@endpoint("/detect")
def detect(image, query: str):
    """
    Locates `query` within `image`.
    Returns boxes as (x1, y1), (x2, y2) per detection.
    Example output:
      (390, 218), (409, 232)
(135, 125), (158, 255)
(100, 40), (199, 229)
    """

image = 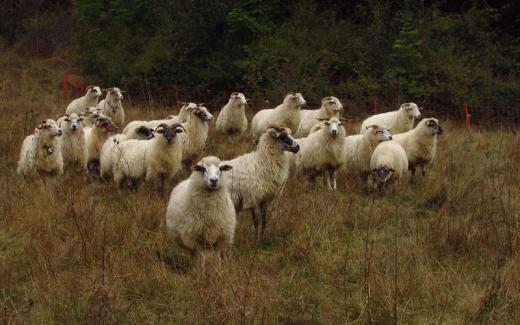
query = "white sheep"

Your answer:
(296, 96), (343, 137)
(360, 102), (421, 135)
(113, 123), (185, 191)
(17, 119), (63, 177)
(369, 140), (409, 191)
(392, 118), (443, 177)
(343, 125), (393, 179)
(97, 87), (125, 127)
(216, 92), (248, 135)
(84, 115), (119, 176)
(168, 102), (196, 124)
(65, 86), (102, 115)
(251, 92), (306, 138)
(78, 107), (102, 128)
(294, 117), (347, 191)
(99, 124), (154, 180)
(166, 156), (235, 268)
(224, 127), (300, 237)
(59, 113), (87, 171)
(180, 104), (213, 168)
